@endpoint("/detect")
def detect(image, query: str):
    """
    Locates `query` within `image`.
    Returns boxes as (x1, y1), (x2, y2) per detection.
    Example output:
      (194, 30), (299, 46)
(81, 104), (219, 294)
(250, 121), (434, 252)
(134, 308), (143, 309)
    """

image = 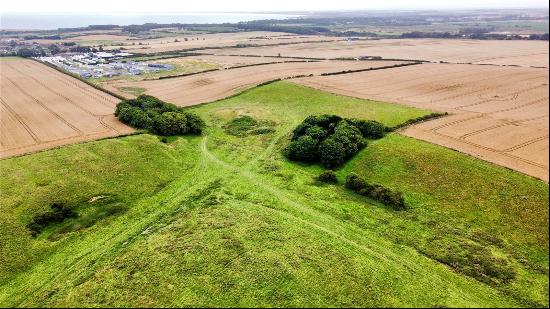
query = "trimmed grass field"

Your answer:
(0, 82), (547, 307)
